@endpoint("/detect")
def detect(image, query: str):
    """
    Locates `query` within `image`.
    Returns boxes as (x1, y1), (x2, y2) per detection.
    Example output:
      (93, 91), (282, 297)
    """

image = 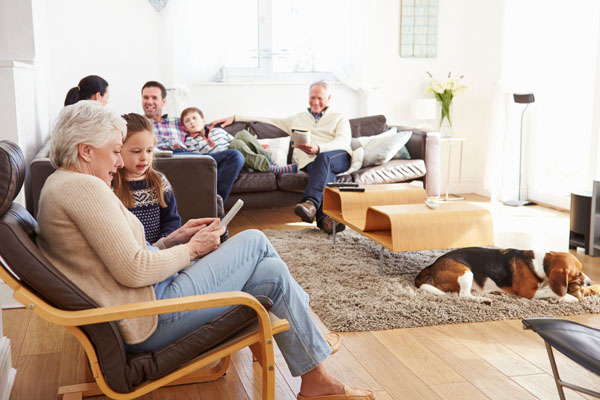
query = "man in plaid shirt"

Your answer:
(141, 81), (244, 203)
